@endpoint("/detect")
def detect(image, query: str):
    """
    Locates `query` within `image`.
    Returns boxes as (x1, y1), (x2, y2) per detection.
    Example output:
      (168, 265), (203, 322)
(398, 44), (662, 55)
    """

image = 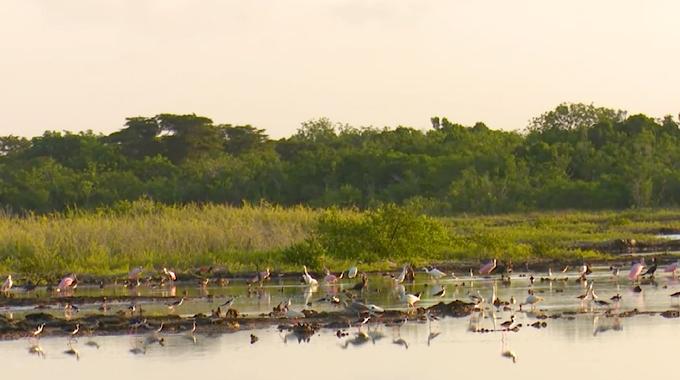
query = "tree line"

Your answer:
(1, 103), (679, 214)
